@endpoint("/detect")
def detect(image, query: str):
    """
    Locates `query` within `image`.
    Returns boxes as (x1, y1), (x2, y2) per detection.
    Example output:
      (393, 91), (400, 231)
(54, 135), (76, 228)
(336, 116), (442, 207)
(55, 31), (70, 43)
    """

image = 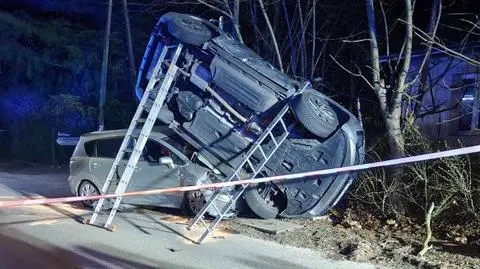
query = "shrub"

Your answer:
(350, 121), (480, 227)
